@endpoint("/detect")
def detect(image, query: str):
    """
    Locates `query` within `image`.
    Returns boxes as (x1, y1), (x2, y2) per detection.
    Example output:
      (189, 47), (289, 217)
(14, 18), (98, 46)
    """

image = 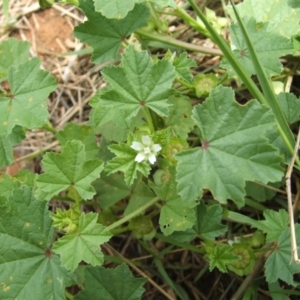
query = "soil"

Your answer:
(20, 7), (75, 55)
